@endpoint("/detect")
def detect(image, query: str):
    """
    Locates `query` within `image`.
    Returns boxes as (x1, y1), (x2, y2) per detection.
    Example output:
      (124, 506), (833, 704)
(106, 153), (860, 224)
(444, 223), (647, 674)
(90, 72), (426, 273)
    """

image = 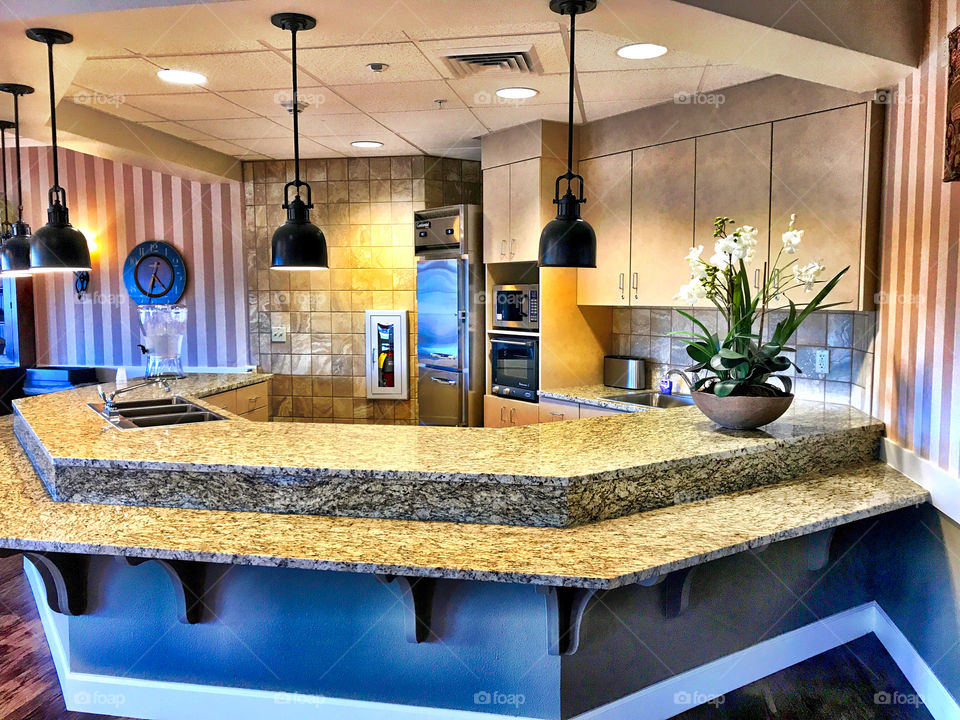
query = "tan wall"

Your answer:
(242, 155), (480, 424)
